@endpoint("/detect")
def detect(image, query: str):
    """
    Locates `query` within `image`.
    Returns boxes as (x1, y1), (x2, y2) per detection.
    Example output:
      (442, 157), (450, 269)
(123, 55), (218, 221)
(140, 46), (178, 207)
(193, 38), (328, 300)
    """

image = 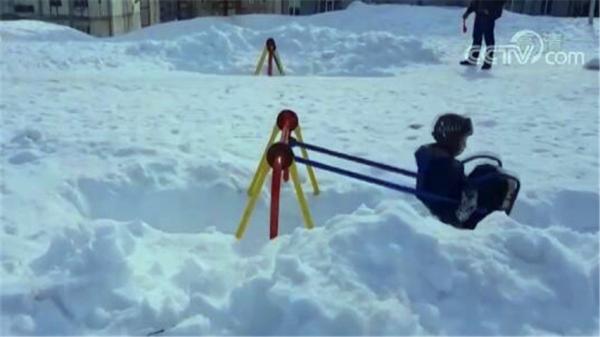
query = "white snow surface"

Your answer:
(1, 2), (599, 335)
